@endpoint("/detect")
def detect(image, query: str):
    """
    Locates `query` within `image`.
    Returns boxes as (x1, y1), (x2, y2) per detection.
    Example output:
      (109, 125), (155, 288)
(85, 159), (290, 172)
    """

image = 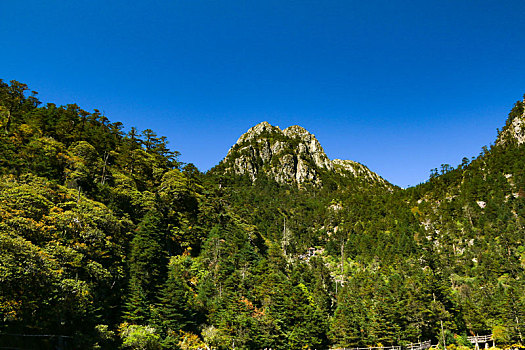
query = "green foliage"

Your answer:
(124, 211), (167, 324)
(1, 79), (525, 349)
(119, 324), (162, 350)
(154, 254), (197, 338)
